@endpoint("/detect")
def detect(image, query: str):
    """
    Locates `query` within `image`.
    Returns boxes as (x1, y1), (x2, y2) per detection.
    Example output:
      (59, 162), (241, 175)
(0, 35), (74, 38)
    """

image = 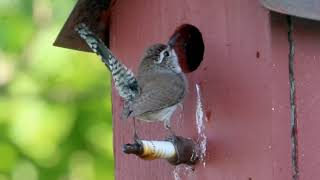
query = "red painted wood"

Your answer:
(293, 18), (320, 180)
(269, 14), (293, 180)
(110, 1), (292, 179)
